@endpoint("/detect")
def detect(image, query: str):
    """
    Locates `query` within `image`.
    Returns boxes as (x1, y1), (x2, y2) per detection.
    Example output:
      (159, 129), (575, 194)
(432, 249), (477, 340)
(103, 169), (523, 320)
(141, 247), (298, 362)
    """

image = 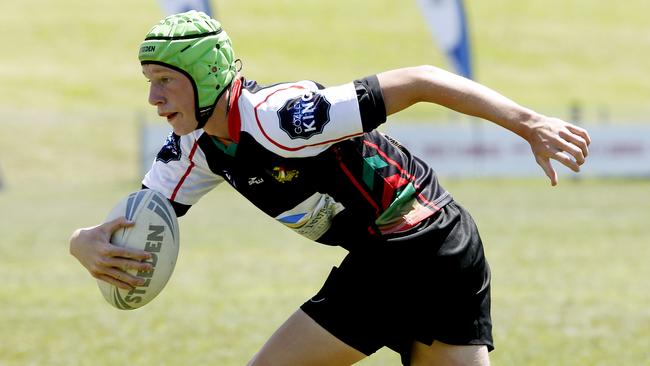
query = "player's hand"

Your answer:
(69, 217), (153, 290)
(525, 116), (591, 186)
